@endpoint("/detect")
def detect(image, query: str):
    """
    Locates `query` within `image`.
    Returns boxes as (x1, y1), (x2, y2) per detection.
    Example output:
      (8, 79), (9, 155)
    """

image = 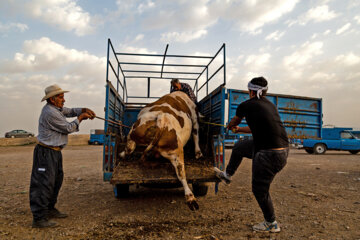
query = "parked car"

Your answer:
(5, 130), (34, 138)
